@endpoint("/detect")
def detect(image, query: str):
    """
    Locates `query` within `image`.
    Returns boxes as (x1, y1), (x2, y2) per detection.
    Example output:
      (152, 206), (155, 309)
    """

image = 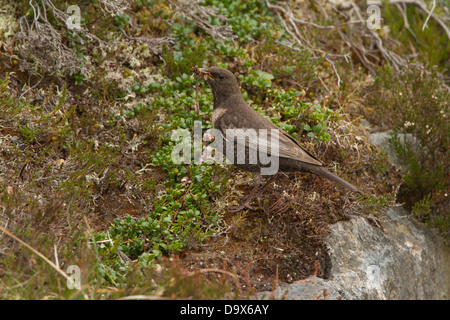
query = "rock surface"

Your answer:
(368, 130), (420, 169)
(259, 122), (449, 300)
(262, 206), (450, 299)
